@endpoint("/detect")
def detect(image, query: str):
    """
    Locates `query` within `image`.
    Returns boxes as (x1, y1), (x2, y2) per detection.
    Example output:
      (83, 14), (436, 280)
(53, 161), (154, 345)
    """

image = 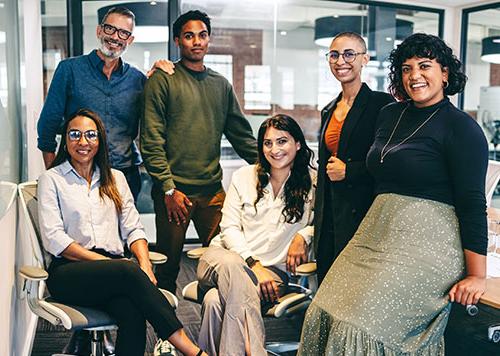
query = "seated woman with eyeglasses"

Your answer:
(38, 109), (207, 356)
